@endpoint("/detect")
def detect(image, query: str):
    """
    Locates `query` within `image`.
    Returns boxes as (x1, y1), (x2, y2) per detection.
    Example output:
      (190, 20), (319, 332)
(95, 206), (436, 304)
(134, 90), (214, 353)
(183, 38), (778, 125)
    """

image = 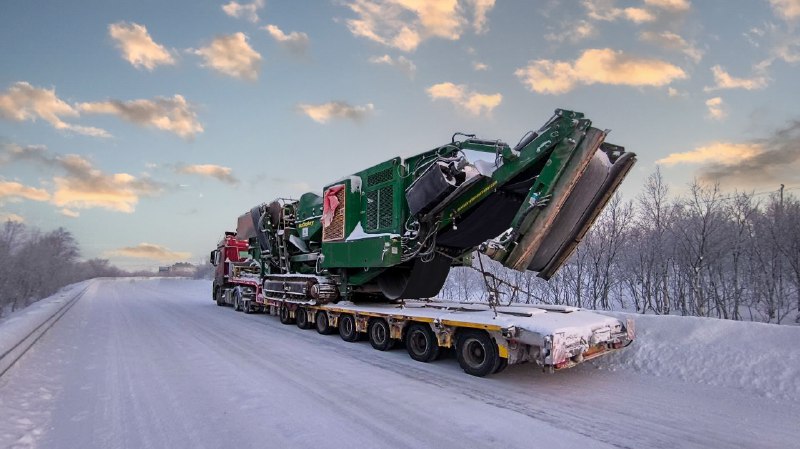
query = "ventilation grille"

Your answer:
(365, 186), (394, 231)
(322, 187), (346, 242)
(367, 167), (393, 187)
